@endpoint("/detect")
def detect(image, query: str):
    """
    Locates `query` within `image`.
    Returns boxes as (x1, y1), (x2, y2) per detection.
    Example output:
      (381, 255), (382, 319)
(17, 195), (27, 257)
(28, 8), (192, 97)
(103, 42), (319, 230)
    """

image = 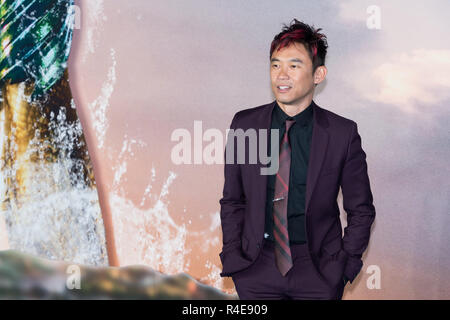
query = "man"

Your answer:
(218, 19), (376, 300)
